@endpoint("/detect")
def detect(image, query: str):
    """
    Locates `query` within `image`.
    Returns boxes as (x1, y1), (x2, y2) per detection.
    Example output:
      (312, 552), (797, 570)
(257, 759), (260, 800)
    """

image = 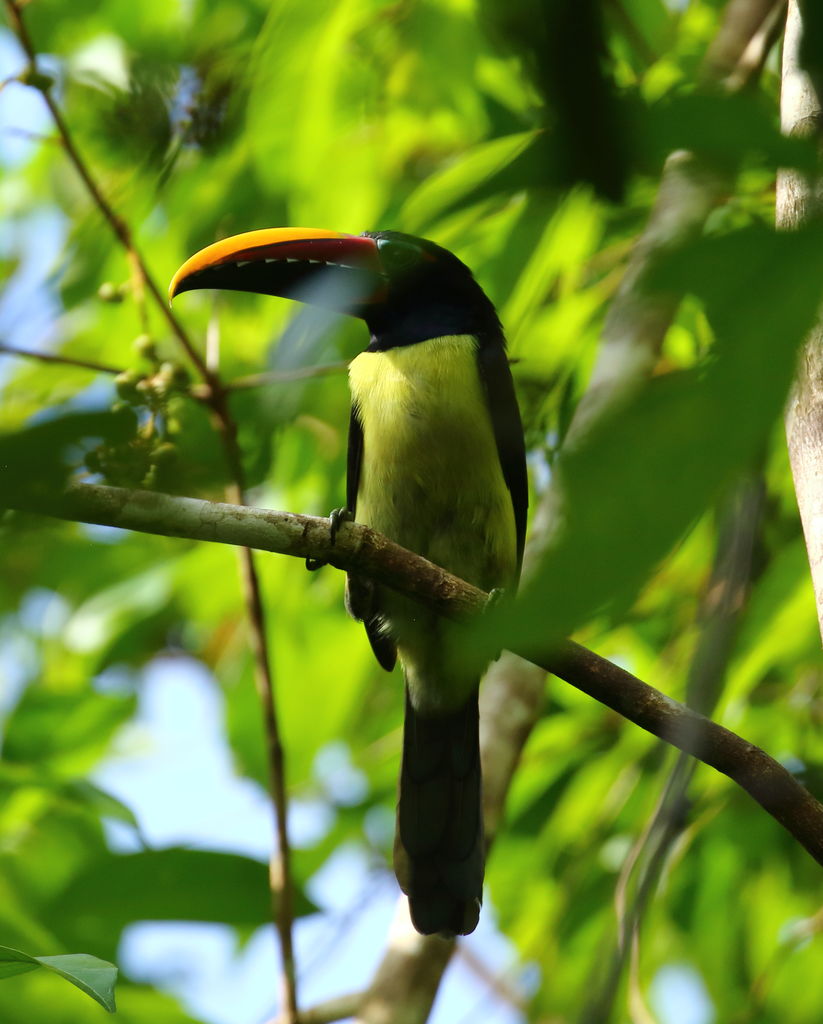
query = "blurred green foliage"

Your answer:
(1, 0), (823, 1022)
